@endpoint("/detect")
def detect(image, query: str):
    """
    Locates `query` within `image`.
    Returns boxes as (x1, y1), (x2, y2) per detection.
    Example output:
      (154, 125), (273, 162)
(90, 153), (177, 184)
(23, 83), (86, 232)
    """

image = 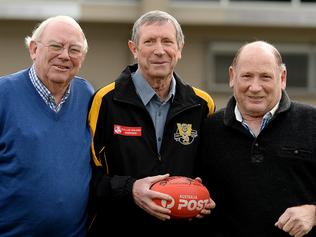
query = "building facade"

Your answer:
(1, 0), (316, 108)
